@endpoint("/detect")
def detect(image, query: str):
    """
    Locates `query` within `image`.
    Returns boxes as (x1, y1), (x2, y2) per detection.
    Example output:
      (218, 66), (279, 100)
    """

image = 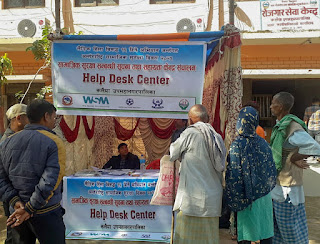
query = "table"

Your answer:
(62, 170), (172, 242)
